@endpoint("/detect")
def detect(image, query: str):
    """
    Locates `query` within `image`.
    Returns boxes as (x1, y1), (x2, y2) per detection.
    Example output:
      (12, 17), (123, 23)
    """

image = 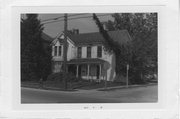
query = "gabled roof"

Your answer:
(42, 32), (54, 42)
(67, 30), (132, 46)
(51, 33), (75, 46)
